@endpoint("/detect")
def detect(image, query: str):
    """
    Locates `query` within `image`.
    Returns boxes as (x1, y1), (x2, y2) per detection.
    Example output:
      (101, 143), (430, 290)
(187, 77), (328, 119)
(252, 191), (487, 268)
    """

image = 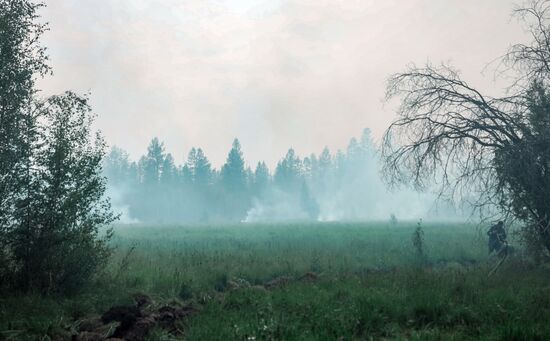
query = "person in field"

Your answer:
(487, 221), (507, 255)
